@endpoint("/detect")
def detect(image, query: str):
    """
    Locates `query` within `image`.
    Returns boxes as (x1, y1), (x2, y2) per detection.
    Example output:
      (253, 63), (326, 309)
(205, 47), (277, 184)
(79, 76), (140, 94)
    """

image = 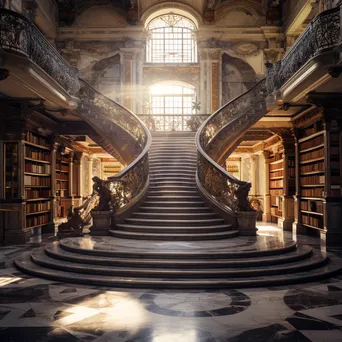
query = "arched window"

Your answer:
(150, 82), (196, 115)
(146, 14), (197, 63)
